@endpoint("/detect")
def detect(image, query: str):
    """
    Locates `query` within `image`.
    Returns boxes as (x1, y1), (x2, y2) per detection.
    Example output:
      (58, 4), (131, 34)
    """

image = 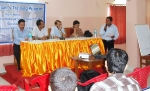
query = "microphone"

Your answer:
(59, 28), (65, 40)
(104, 24), (107, 31)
